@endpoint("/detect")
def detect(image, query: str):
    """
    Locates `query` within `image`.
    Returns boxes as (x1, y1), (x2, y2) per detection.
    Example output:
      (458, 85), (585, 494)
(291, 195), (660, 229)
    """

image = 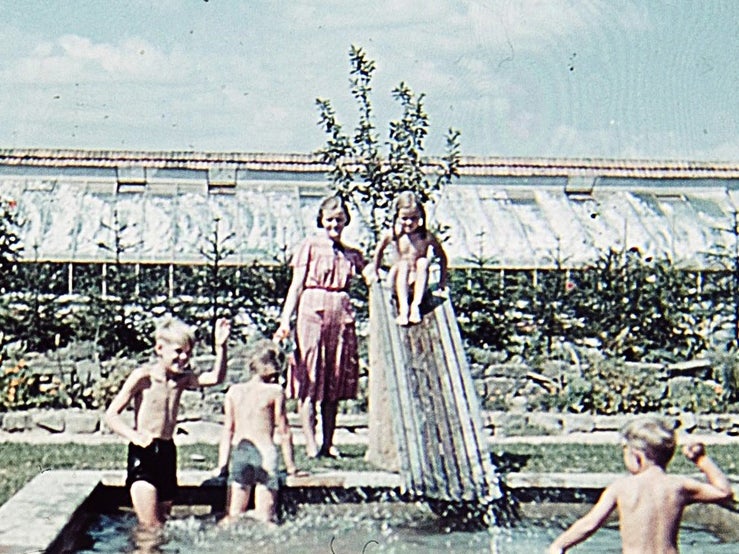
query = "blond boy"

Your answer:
(549, 416), (733, 554)
(214, 339), (304, 525)
(105, 316), (231, 530)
